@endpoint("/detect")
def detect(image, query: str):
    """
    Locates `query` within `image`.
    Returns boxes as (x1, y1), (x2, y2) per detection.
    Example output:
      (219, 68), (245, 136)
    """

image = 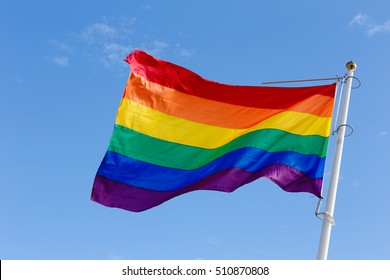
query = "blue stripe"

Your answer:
(96, 148), (325, 191)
